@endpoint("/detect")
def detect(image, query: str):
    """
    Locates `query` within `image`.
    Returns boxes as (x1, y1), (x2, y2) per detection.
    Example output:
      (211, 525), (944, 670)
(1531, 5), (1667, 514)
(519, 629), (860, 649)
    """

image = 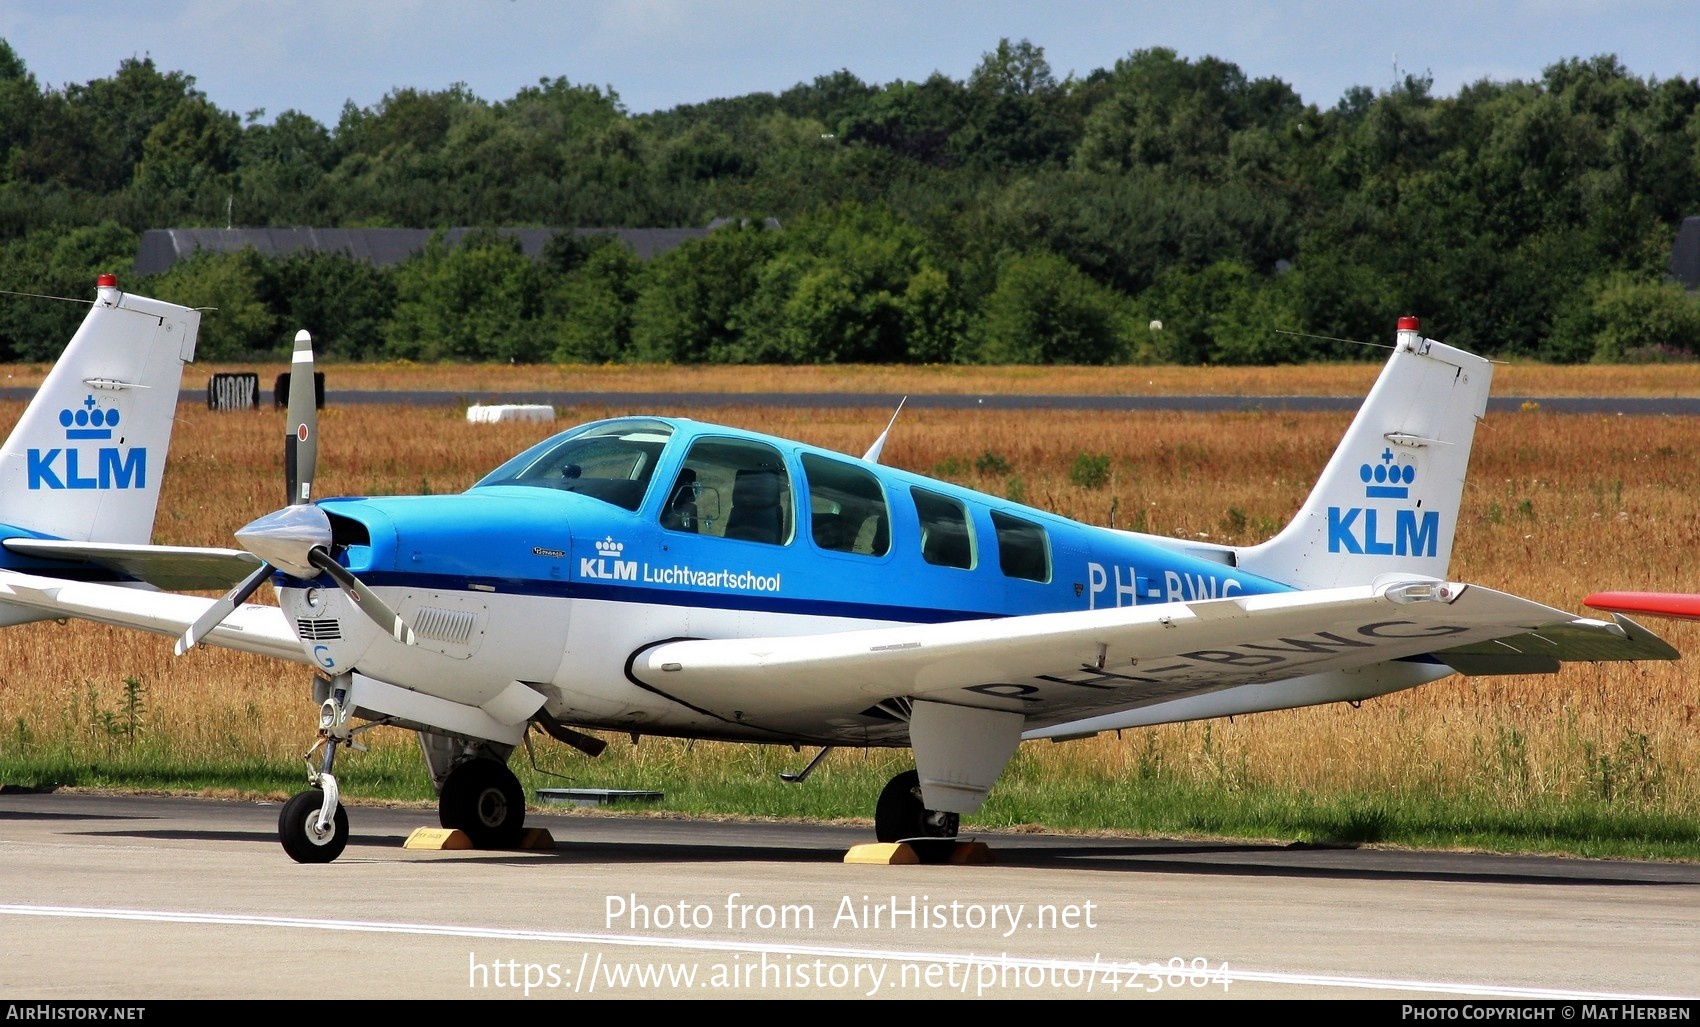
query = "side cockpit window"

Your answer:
(912, 487), (973, 569)
(803, 454), (889, 556)
(660, 466), (699, 532)
(992, 510), (1050, 583)
(472, 419), (672, 511)
(665, 438), (793, 545)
